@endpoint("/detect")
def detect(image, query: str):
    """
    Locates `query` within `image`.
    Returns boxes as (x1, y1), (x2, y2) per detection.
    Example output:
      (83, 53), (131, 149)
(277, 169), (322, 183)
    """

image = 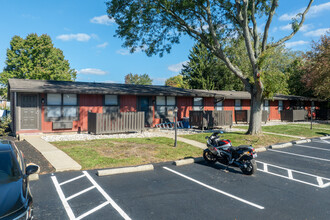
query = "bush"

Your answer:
(0, 116), (11, 136)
